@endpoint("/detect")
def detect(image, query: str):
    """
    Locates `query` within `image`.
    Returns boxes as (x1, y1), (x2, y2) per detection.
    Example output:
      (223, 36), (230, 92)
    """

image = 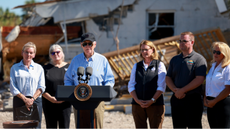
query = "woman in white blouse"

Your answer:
(204, 41), (230, 128)
(128, 40), (166, 128)
(10, 42), (46, 128)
